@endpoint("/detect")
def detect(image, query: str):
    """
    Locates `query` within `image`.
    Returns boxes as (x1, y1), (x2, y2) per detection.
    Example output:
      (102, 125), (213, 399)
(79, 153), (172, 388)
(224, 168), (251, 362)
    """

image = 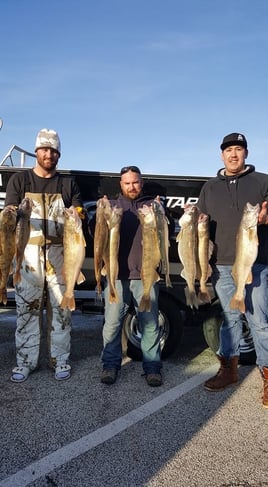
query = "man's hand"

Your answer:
(258, 201), (268, 225)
